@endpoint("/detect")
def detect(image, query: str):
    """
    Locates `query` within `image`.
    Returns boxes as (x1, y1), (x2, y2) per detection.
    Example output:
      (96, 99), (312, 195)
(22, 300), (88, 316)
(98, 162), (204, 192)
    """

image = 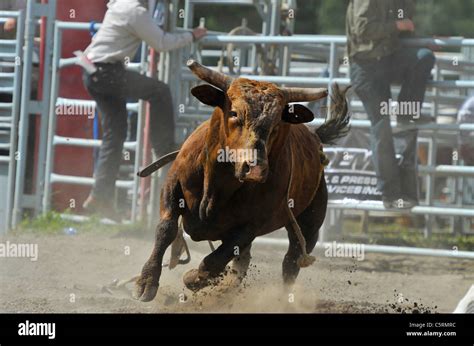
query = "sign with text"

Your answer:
(324, 148), (382, 201)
